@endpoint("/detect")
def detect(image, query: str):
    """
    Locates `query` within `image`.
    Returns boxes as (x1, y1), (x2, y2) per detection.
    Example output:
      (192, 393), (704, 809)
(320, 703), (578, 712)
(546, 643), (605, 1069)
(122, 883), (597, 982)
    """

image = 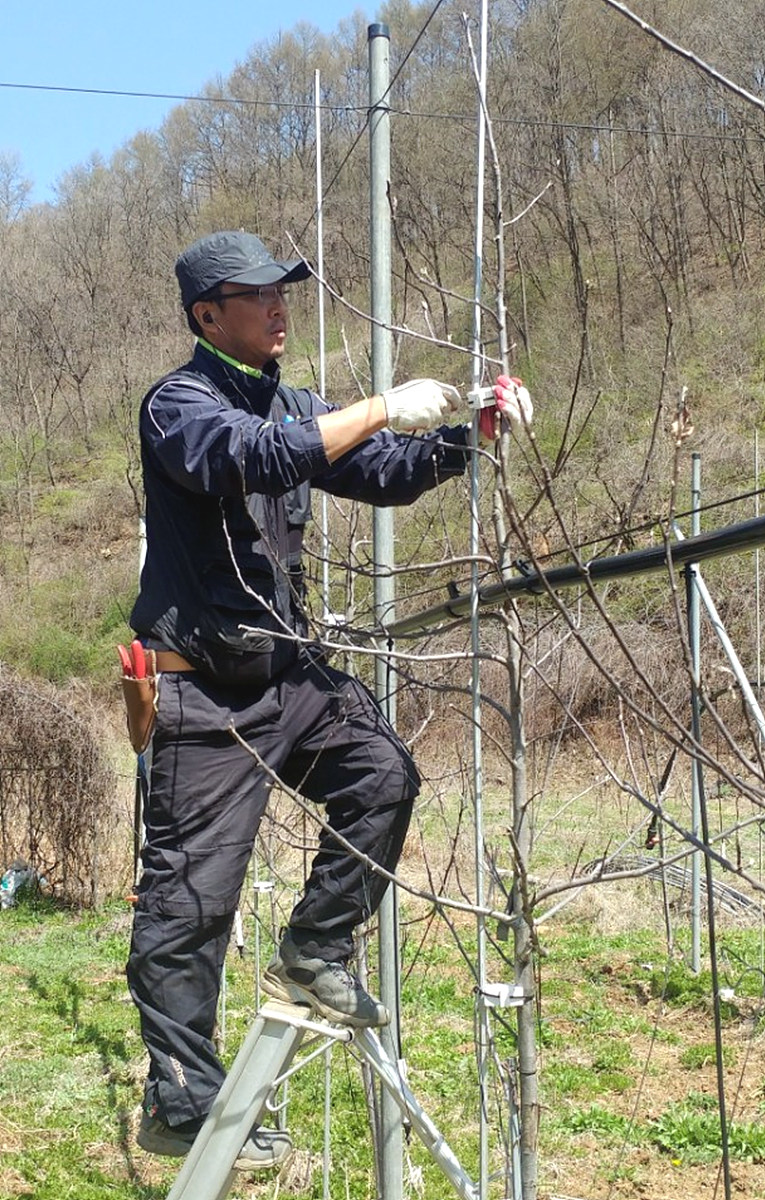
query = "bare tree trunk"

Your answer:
(485, 91), (540, 1194)
(607, 110), (627, 356)
(505, 609), (539, 1200)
